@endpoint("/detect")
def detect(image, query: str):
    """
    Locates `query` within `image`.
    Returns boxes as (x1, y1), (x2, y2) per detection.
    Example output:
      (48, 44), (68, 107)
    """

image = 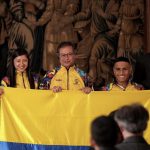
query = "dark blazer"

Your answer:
(116, 136), (150, 150)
